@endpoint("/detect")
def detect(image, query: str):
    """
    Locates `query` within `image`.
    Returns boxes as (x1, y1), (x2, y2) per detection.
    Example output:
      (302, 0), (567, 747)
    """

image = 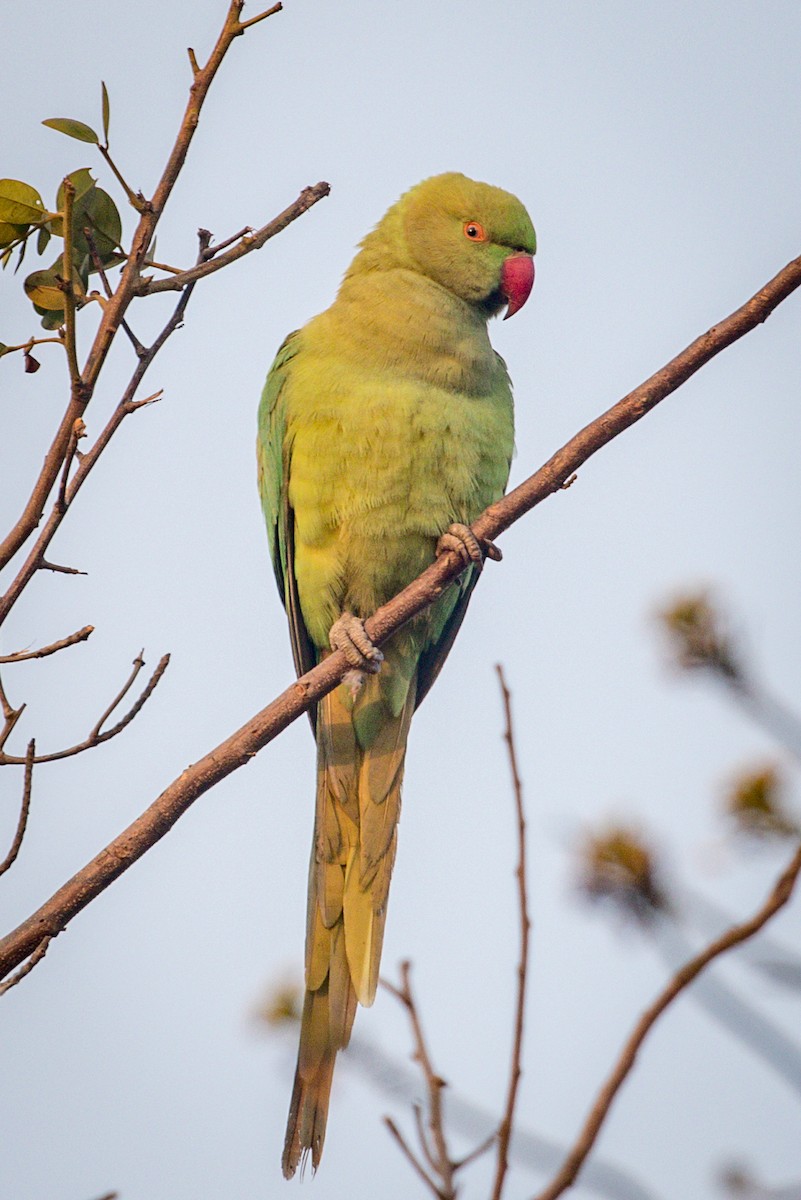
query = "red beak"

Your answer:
(500, 253), (535, 319)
